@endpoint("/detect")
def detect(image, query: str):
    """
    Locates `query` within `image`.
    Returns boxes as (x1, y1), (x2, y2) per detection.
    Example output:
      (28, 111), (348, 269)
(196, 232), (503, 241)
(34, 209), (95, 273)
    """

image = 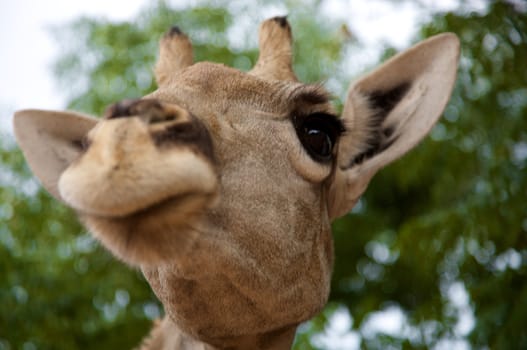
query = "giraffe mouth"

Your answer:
(79, 186), (219, 266)
(106, 190), (217, 221)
